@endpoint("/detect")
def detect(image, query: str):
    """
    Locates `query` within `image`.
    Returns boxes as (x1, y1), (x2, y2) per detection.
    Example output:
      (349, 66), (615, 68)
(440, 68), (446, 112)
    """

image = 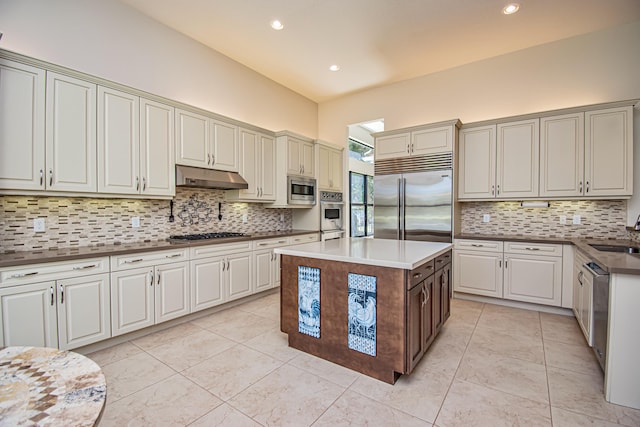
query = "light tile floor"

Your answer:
(88, 293), (640, 426)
